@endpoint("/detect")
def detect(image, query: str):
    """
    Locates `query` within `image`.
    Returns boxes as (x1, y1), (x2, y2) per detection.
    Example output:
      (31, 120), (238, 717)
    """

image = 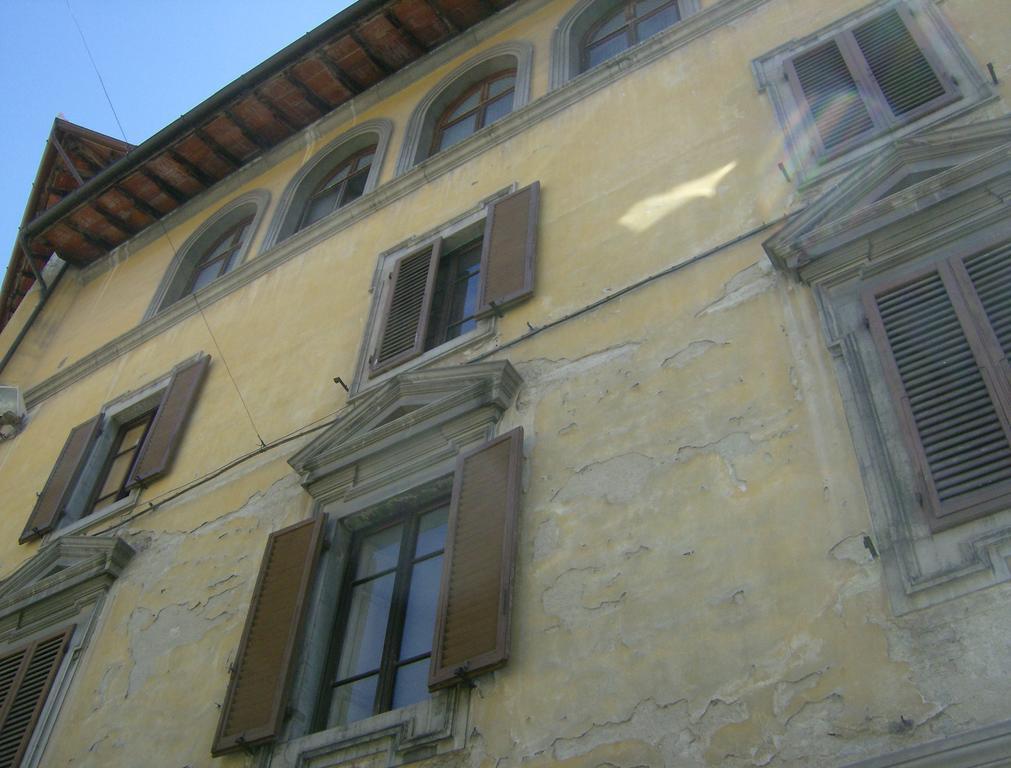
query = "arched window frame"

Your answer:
(550, 0), (700, 88)
(430, 69), (518, 157)
(264, 119), (392, 249)
(146, 190), (269, 318)
(395, 42), (534, 176)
